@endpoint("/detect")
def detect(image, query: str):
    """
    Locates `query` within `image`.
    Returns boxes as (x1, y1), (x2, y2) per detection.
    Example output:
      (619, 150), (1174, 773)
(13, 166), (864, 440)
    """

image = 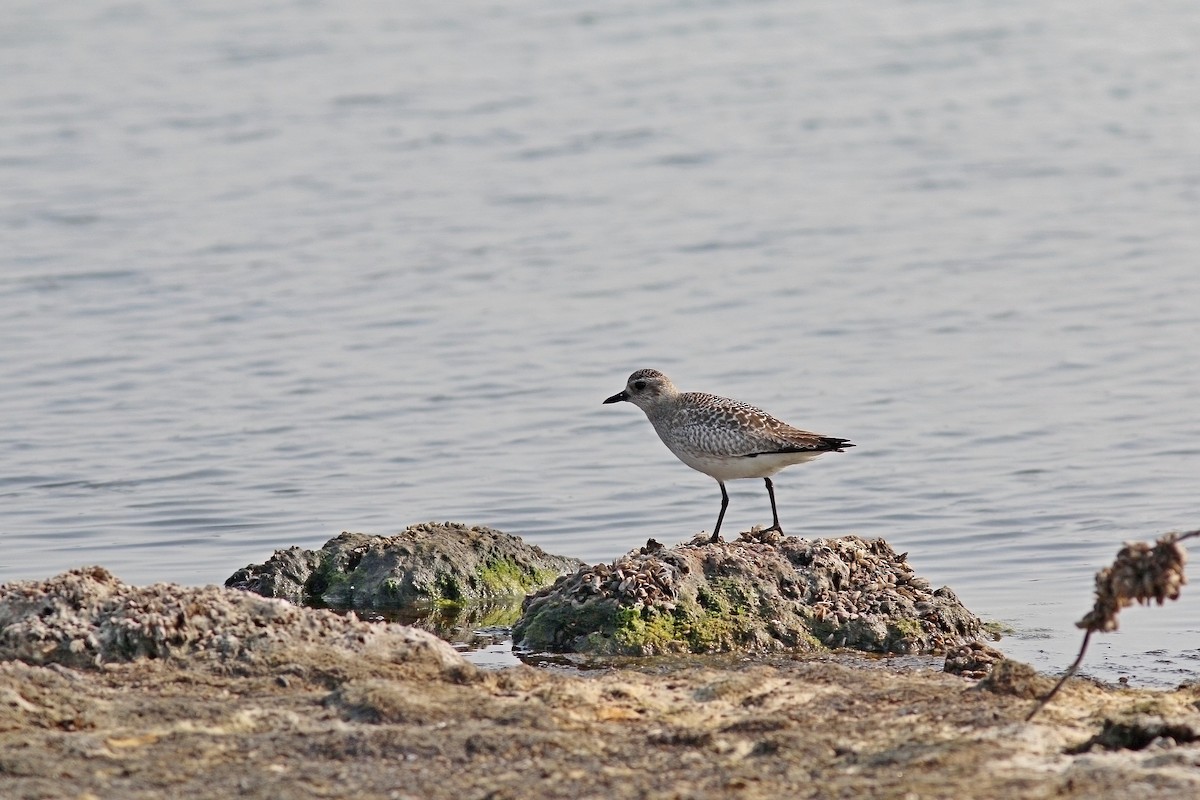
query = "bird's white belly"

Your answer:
(670, 448), (825, 482)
